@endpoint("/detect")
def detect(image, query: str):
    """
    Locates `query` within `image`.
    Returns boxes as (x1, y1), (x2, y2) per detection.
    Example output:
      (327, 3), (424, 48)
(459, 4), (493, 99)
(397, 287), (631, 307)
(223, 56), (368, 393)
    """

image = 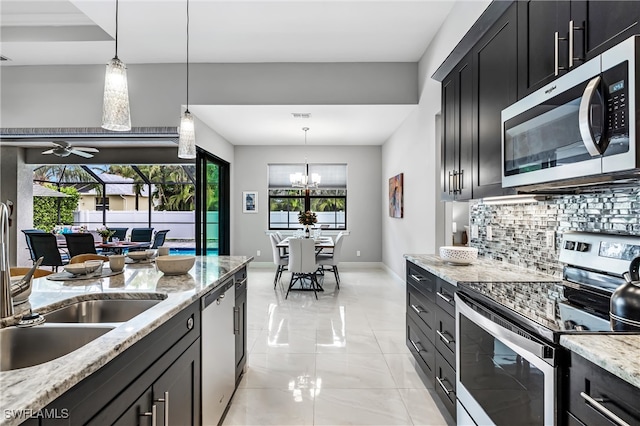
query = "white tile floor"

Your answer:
(222, 264), (453, 426)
